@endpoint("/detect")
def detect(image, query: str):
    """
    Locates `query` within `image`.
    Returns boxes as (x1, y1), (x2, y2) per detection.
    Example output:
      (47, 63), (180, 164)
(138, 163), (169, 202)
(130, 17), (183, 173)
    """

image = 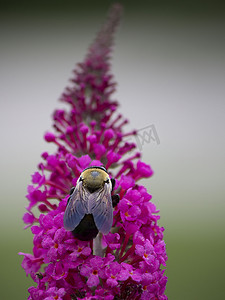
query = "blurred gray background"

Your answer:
(0, 0), (225, 299)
